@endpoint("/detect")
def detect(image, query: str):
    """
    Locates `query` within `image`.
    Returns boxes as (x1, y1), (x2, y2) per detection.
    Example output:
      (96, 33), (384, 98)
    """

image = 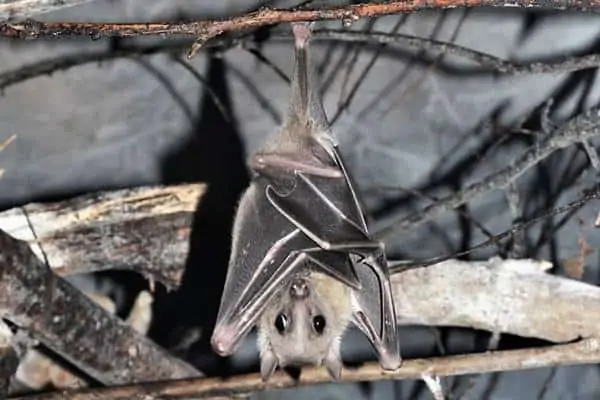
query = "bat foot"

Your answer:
(291, 22), (313, 49)
(379, 353), (402, 371)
